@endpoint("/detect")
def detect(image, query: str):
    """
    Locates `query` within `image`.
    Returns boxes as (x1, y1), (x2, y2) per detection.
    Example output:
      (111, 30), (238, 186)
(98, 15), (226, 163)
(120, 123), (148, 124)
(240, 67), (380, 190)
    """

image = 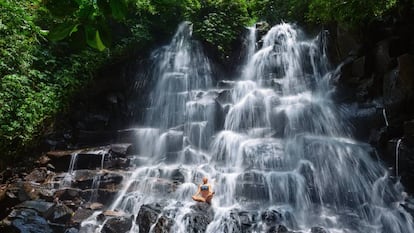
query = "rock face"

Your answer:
(0, 145), (130, 233)
(101, 216), (133, 233)
(136, 203), (173, 233)
(183, 204), (214, 233)
(328, 9), (414, 193)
